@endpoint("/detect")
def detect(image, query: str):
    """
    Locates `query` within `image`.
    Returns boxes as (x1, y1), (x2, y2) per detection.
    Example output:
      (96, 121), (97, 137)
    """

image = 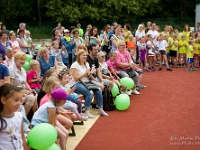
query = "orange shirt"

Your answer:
(127, 41), (136, 49)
